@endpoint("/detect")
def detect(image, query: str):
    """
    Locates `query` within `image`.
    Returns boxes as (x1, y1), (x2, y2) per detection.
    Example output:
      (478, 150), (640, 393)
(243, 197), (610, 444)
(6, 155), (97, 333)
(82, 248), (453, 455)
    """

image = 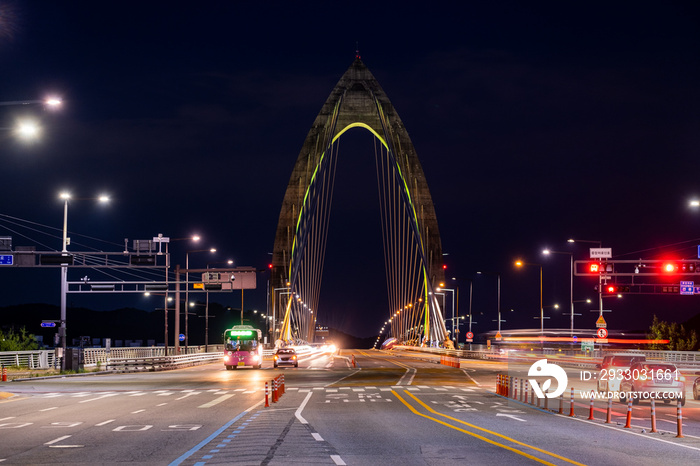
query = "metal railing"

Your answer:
(0, 350), (56, 369)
